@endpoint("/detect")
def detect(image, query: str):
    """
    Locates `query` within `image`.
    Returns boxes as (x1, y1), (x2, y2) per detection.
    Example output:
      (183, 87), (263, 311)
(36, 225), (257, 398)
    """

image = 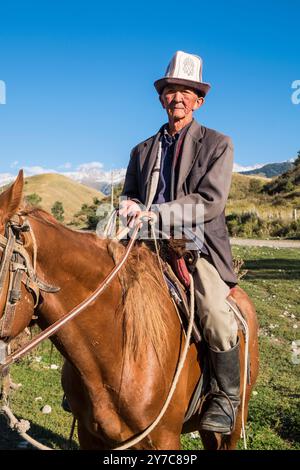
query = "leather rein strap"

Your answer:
(0, 222), (141, 371)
